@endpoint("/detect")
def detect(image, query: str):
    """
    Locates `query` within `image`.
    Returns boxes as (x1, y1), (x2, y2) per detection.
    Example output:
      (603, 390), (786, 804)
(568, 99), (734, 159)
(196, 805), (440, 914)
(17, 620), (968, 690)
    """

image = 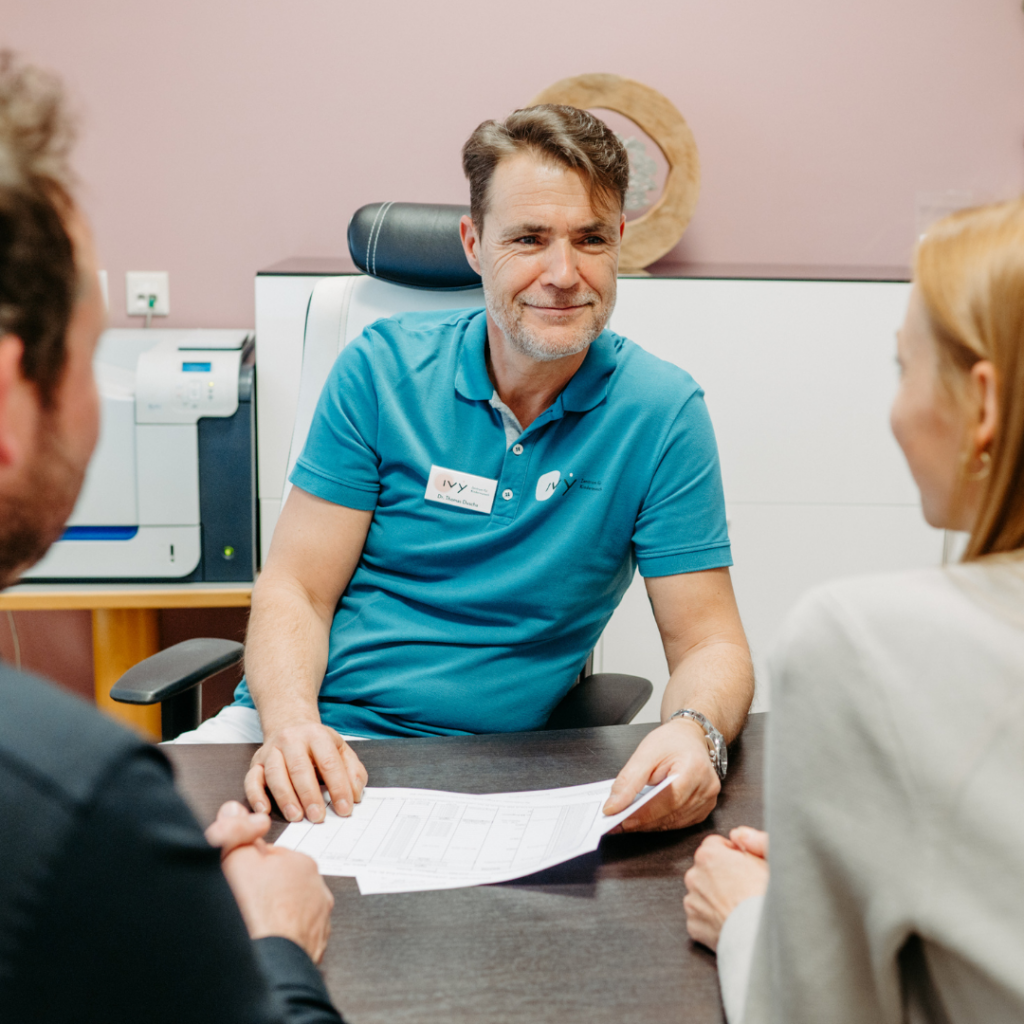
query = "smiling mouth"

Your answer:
(524, 303), (591, 312)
